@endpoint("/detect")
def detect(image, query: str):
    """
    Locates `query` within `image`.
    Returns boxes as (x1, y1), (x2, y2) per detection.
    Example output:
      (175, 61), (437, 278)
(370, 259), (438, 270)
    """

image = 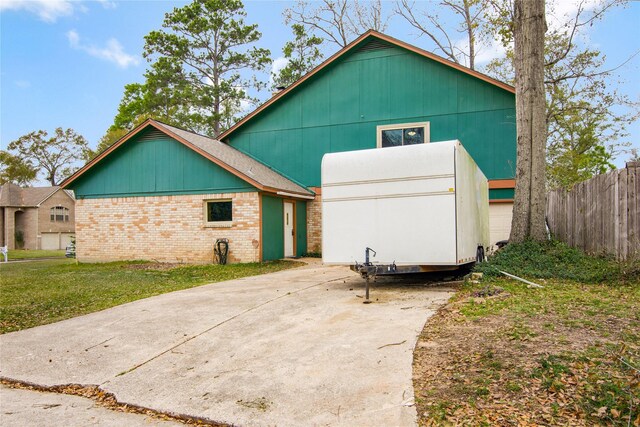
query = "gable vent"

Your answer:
(357, 39), (392, 52)
(137, 128), (167, 142)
